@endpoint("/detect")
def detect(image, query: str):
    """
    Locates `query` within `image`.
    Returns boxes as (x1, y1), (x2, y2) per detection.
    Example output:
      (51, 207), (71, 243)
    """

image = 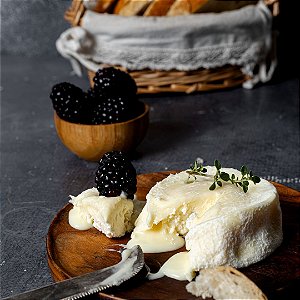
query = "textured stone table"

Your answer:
(1, 55), (299, 298)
